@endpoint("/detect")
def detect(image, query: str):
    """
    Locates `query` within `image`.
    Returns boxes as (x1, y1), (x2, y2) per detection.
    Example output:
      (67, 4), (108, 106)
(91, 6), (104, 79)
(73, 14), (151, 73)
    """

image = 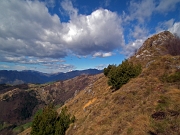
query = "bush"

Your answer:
(31, 105), (75, 135)
(104, 60), (142, 90)
(55, 106), (75, 135)
(103, 64), (116, 76)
